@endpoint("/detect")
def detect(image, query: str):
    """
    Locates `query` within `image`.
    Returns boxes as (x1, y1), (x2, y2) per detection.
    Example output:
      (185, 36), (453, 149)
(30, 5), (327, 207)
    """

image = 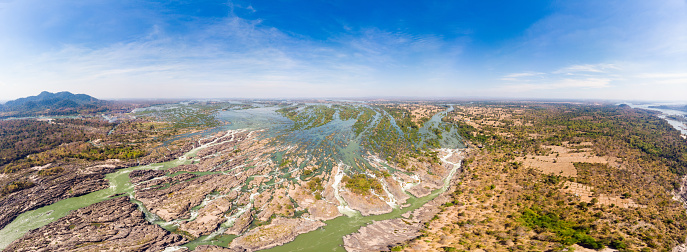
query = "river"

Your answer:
(623, 103), (687, 135)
